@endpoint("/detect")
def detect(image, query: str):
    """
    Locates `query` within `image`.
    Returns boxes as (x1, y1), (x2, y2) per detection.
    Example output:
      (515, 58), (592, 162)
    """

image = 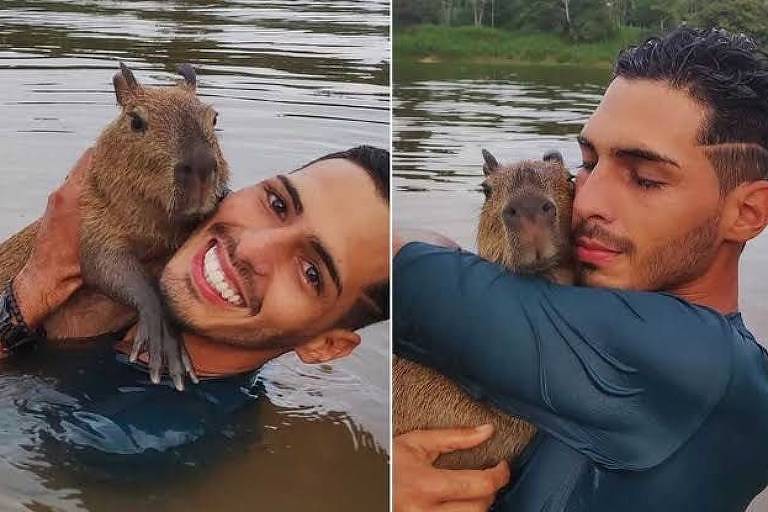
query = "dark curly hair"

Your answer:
(614, 26), (768, 192)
